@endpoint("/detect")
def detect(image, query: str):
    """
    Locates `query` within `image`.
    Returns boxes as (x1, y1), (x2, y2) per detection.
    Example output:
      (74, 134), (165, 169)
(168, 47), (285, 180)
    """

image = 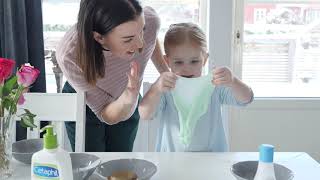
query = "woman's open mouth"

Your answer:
(127, 50), (135, 55)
